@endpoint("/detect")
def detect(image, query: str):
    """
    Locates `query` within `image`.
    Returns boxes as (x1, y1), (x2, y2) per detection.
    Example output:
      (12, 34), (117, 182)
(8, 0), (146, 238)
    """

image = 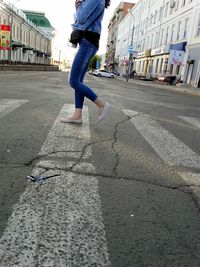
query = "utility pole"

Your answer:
(126, 9), (135, 82)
